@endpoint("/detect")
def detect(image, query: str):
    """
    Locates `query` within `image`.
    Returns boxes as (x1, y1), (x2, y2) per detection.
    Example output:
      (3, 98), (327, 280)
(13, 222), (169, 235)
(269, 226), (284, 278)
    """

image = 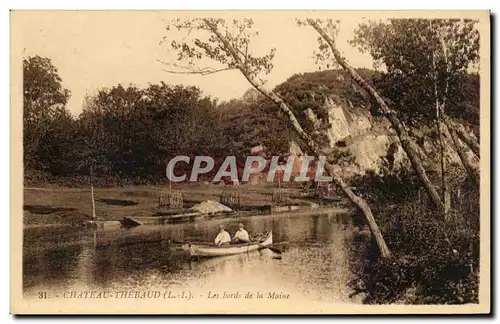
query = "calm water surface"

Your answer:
(23, 213), (359, 303)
